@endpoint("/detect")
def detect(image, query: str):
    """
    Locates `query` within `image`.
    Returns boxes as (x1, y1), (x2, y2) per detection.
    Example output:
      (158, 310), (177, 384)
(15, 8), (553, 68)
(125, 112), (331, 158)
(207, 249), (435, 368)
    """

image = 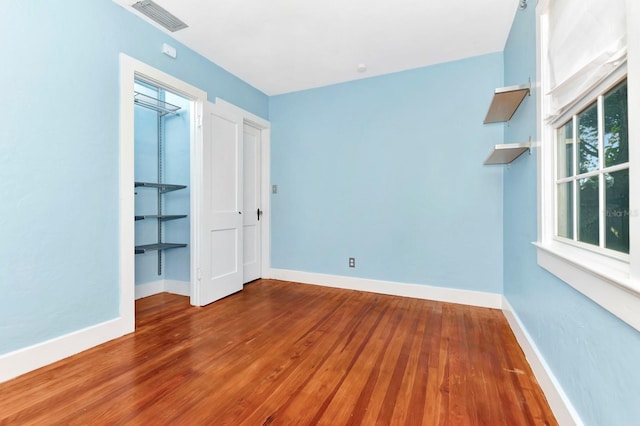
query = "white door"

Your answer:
(195, 101), (243, 306)
(243, 124), (262, 283)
